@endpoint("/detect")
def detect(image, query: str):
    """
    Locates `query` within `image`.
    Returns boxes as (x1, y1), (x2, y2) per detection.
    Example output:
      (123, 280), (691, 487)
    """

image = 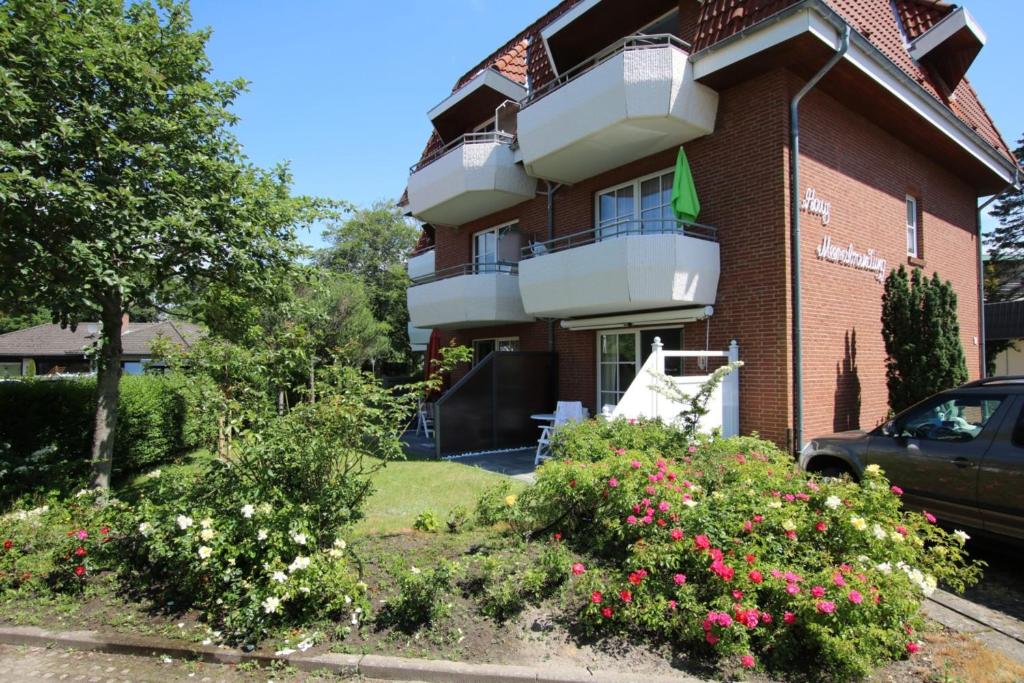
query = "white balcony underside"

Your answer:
(407, 141), (537, 226)
(408, 322), (431, 352)
(517, 45), (718, 184)
(518, 233), (720, 319)
(408, 272), (535, 329)
(407, 250), (435, 281)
